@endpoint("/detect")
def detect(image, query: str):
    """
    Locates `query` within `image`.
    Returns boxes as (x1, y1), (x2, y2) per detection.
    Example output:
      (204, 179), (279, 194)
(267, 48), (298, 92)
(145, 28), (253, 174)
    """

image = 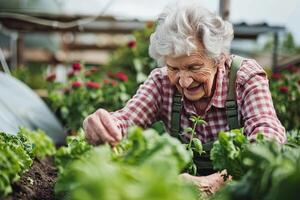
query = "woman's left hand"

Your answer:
(179, 171), (229, 196)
